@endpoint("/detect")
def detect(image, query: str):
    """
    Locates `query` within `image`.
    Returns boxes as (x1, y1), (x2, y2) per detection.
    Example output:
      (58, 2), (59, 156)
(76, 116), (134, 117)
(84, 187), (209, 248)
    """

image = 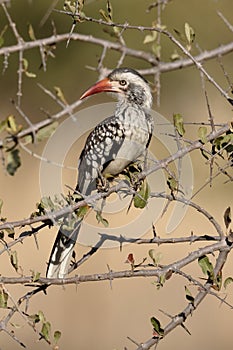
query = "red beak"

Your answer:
(80, 77), (121, 100)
